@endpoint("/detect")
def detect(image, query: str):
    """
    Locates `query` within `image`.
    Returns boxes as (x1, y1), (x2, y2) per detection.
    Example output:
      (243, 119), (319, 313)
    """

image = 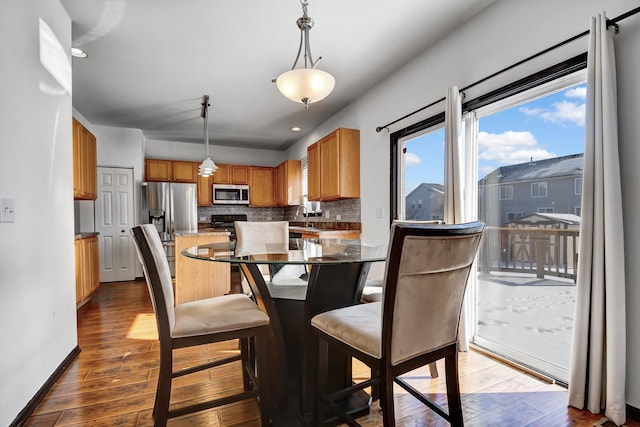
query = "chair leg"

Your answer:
(255, 332), (272, 427)
(240, 337), (253, 391)
(154, 344), (172, 427)
(428, 361), (439, 378)
(380, 366), (396, 427)
(444, 353), (463, 427)
(313, 337), (329, 426)
(370, 366), (380, 401)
